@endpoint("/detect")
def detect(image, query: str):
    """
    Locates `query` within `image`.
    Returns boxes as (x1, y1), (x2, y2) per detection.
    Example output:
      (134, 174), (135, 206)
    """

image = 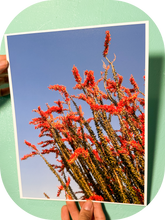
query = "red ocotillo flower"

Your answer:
(83, 70), (95, 87)
(103, 30), (111, 57)
(72, 65), (82, 83)
(57, 185), (64, 197)
(48, 85), (70, 103)
(21, 151), (38, 160)
(87, 194), (104, 201)
(68, 147), (89, 164)
(130, 74), (139, 90)
(92, 149), (102, 162)
(66, 177), (71, 187)
(24, 140), (39, 152)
